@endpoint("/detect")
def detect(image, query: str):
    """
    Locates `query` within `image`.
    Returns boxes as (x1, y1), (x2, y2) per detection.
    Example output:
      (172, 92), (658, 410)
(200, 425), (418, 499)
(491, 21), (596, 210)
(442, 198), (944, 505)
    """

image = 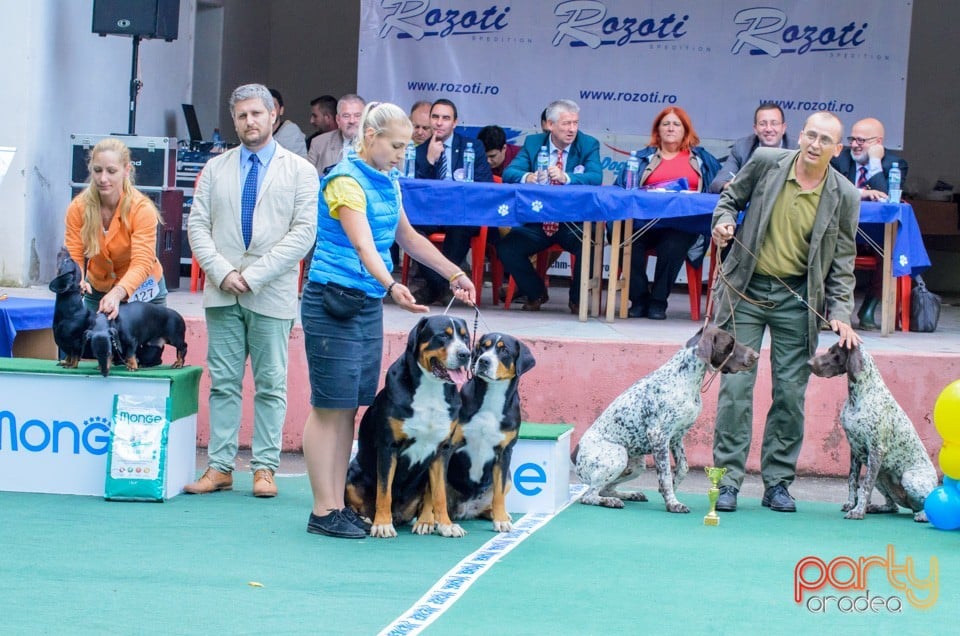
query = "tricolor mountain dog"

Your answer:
(809, 343), (937, 521)
(447, 333), (536, 533)
(346, 315), (472, 538)
(575, 325), (758, 512)
(49, 248), (95, 368)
